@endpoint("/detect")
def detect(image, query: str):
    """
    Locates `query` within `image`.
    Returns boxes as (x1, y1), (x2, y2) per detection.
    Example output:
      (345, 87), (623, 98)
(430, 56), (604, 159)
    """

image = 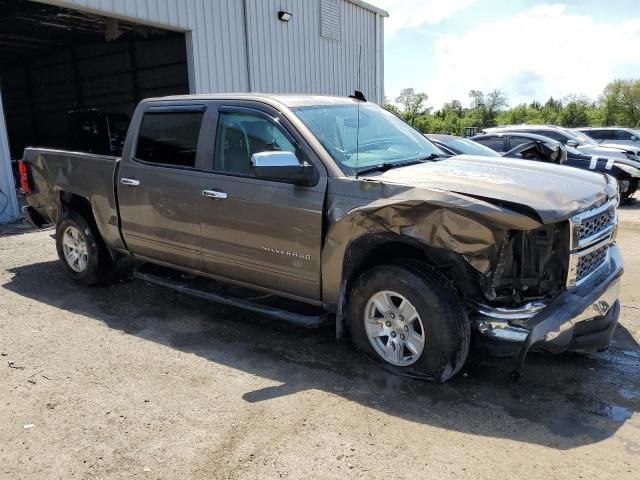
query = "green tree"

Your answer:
(383, 103), (400, 116)
(468, 89), (508, 127)
(395, 88), (429, 126)
(442, 99), (464, 117)
(558, 95), (591, 127)
(599, 79), (640, 126)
